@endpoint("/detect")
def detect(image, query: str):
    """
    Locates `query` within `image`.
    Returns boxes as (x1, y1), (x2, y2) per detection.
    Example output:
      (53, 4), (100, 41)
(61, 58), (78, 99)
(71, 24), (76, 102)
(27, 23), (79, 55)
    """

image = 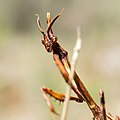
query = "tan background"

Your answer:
(0, 0), (120, 119)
